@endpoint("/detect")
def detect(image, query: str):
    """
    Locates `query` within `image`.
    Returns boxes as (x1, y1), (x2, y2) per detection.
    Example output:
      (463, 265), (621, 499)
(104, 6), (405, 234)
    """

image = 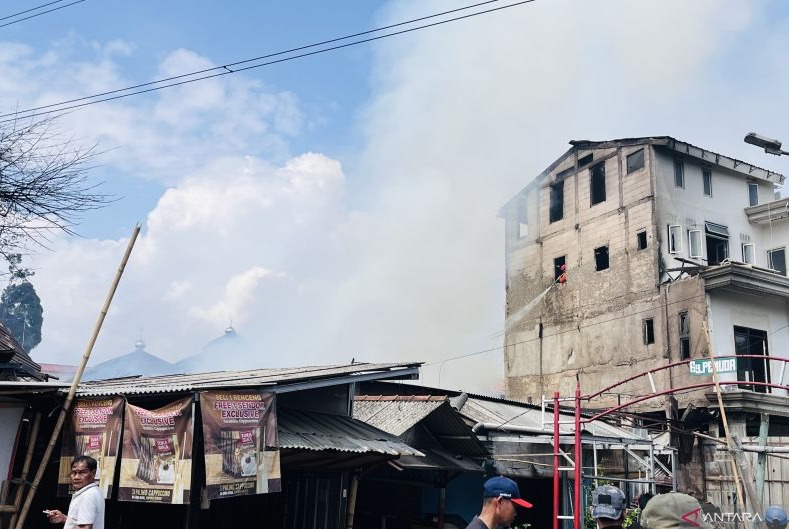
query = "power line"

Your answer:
(0, 0), (535, 124)
(0, 0), (85, 29)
